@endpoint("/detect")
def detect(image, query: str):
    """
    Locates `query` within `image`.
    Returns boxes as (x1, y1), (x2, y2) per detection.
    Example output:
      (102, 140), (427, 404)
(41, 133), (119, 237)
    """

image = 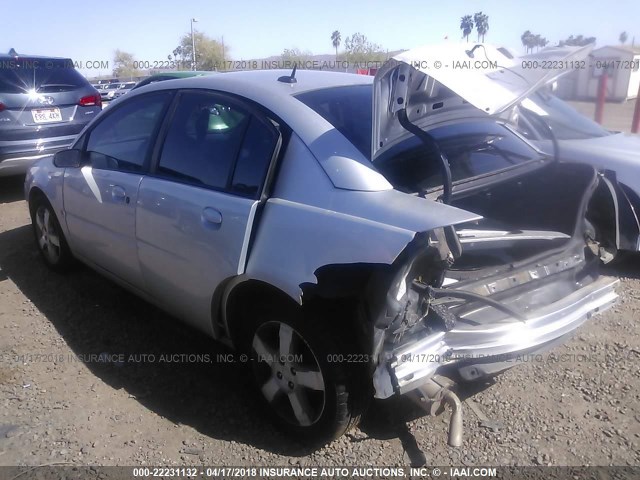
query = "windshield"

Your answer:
(295, 84), (372, 158)
(0, 58), (87, 93)
(376, 121), (543, 194)
(518, 91), (610, 140)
